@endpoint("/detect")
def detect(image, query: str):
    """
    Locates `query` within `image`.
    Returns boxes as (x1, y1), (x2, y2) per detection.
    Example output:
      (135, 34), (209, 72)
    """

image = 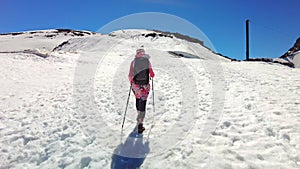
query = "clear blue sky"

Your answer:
(1, 0), (299, 60)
